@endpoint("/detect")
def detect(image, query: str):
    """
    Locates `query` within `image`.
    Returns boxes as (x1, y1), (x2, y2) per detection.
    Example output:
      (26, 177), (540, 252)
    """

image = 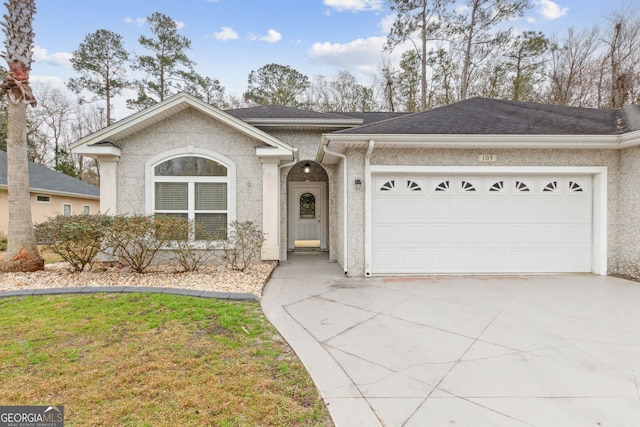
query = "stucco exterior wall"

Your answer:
(617, 145), (640, 278)
(342, 146), (621, 277)
(0, 192), (100, 235)
(267, 129), (339, 262)
(114, 108), (265, 227)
